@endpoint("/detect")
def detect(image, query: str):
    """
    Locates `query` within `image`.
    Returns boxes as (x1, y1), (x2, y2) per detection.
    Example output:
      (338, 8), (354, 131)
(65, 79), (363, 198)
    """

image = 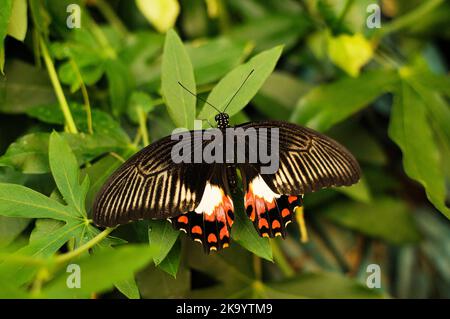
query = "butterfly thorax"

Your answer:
(215, 113), (230, 129)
